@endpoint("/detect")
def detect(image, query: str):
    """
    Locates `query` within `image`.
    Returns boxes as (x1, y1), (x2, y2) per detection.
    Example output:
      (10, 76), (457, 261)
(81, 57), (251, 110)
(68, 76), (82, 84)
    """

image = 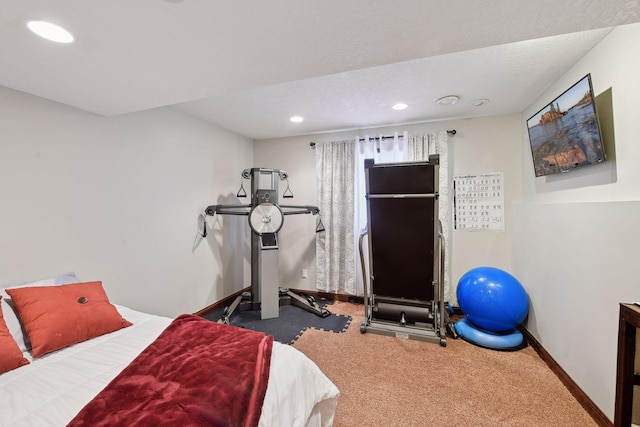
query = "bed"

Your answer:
(0, 274), (339, 427)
